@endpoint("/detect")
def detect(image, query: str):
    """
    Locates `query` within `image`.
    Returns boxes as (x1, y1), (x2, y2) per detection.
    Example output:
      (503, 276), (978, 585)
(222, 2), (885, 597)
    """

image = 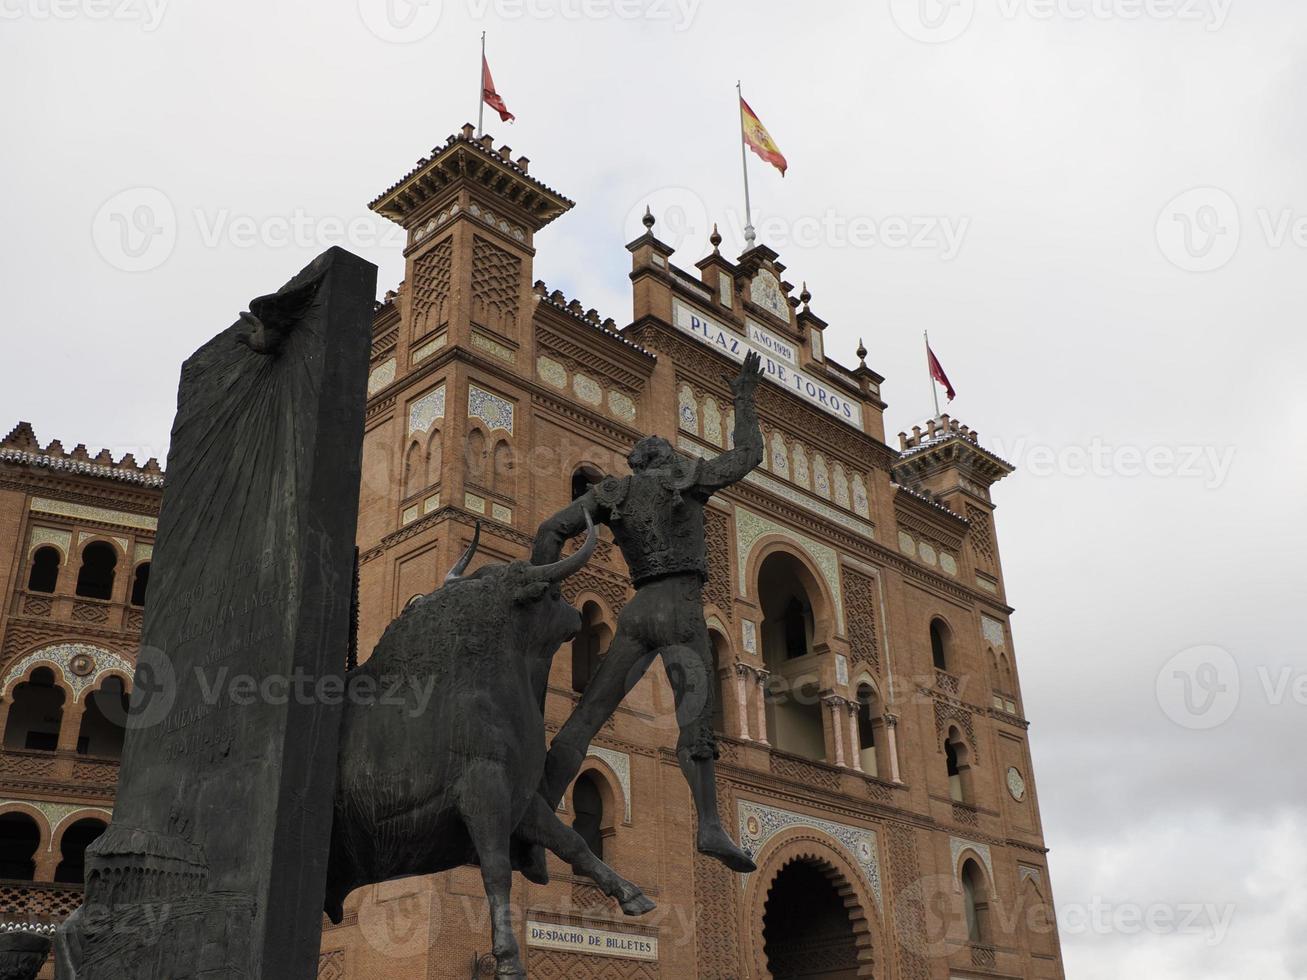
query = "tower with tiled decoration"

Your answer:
(327, 126), (1067, 979)
(0, 124), (1066, 980)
